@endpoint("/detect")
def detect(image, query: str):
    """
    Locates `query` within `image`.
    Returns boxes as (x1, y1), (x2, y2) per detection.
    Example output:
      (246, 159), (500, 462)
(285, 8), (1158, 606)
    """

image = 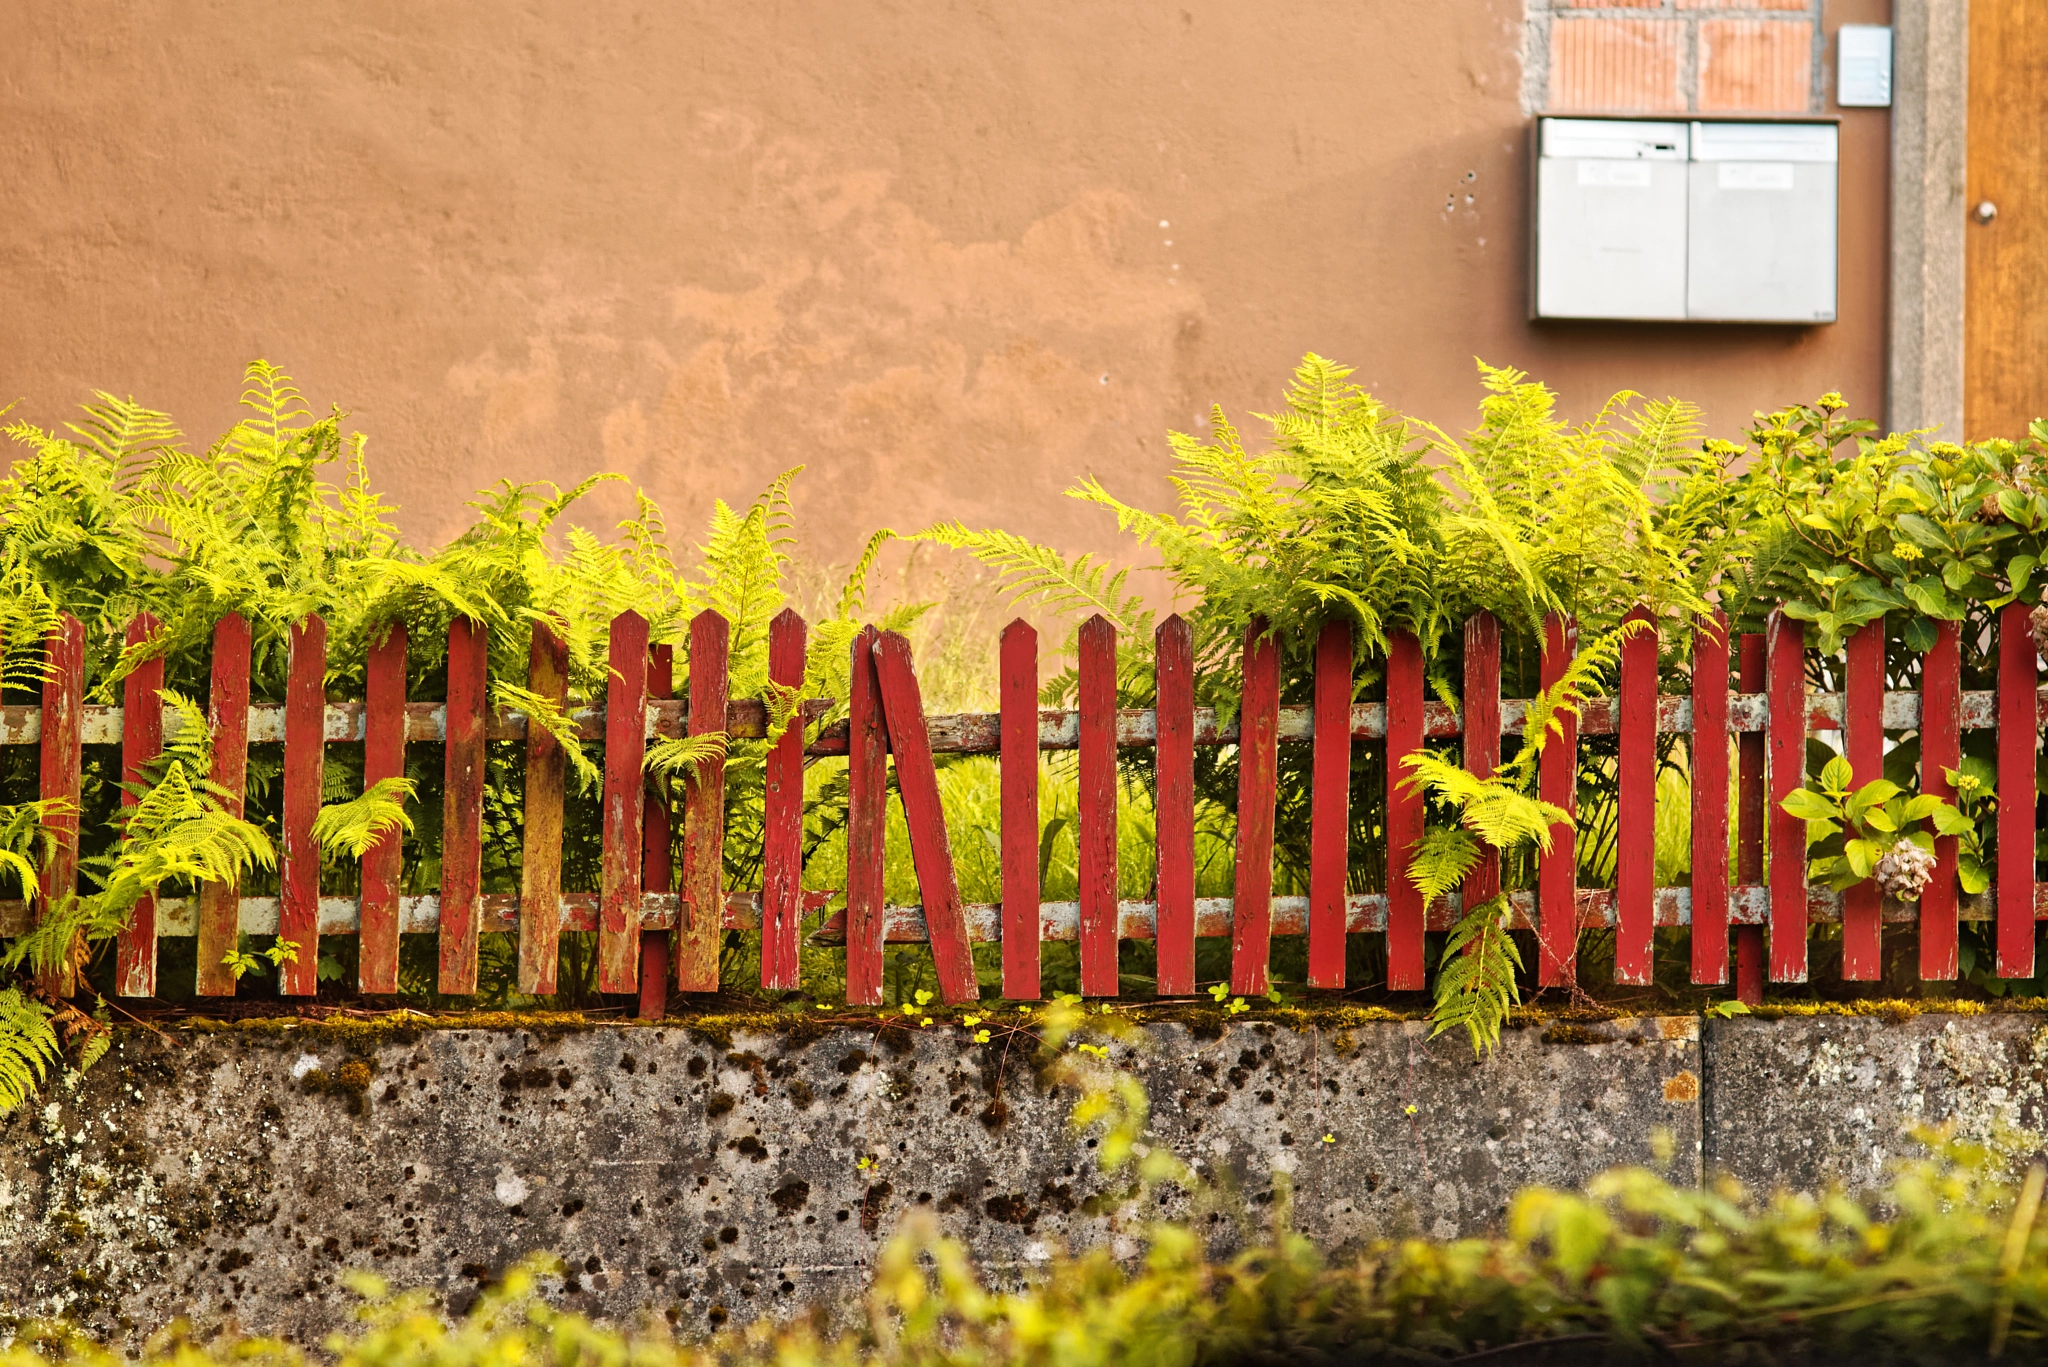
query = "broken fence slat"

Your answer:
(874, 631), (980, 1004)
(845, 627), (888, 1006)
